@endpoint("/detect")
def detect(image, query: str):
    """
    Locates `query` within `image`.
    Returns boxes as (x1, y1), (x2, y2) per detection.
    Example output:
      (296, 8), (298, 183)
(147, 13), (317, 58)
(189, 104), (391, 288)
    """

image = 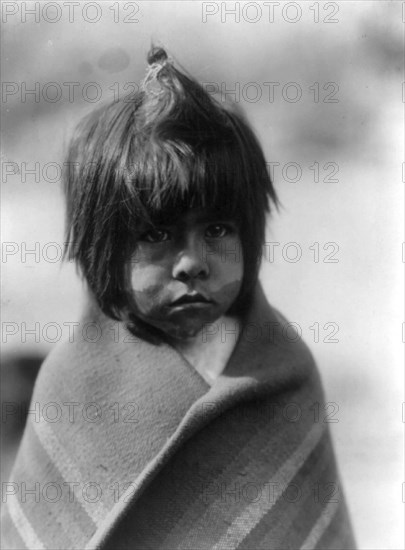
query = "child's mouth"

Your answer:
(170, 293), (213, 307)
